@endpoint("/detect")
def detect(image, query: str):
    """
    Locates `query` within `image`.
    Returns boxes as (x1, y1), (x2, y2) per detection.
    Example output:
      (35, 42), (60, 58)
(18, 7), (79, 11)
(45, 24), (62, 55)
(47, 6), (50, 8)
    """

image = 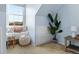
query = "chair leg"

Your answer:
(13, 40), (15, 48)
